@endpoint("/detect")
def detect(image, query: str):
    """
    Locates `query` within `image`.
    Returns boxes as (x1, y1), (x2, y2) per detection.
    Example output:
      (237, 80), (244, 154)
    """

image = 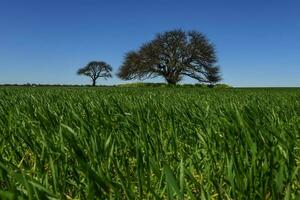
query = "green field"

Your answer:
(0, 87), (300, 199)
